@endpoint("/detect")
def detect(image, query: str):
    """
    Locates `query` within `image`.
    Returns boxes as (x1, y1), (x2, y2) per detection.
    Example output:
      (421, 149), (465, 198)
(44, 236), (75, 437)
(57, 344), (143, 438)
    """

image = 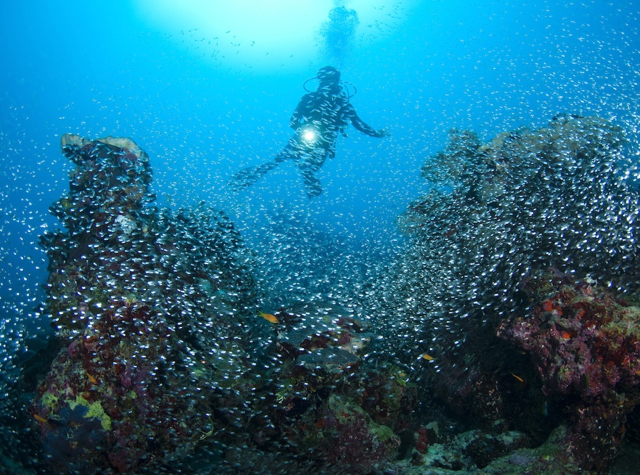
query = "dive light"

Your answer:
(301, 125), (318, 144)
